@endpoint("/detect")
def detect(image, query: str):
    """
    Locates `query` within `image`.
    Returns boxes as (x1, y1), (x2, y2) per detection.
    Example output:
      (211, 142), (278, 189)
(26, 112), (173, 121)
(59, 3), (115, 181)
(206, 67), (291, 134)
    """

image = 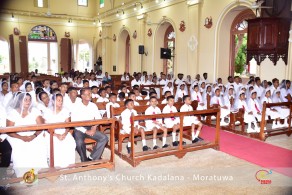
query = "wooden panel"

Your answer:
(19, 36), (29, 74)
(60, 38), (72, 72)
(247, 23), (261, 50)
(9, 34), (16, 73)
(260, 22), (277, 49)
(277, 19), (290, 49)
